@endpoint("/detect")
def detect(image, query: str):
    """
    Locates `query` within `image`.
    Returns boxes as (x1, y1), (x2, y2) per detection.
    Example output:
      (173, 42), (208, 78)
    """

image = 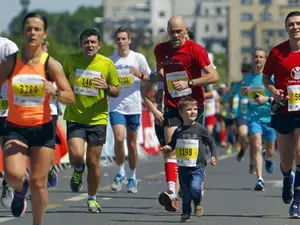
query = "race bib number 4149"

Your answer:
(166, 71), (191, 98)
